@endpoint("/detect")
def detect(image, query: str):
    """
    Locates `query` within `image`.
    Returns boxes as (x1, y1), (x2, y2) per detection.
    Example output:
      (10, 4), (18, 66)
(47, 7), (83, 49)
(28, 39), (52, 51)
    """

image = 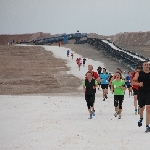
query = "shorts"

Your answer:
(133, 88), (138, 95)
(101, 84), (108, 89)
(114, 95), (124, 109)
(85, 94), (95, 103)
(127, 85), (132, 88)
(85, 94), (95, 109)
(138, 91), (150, 108)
